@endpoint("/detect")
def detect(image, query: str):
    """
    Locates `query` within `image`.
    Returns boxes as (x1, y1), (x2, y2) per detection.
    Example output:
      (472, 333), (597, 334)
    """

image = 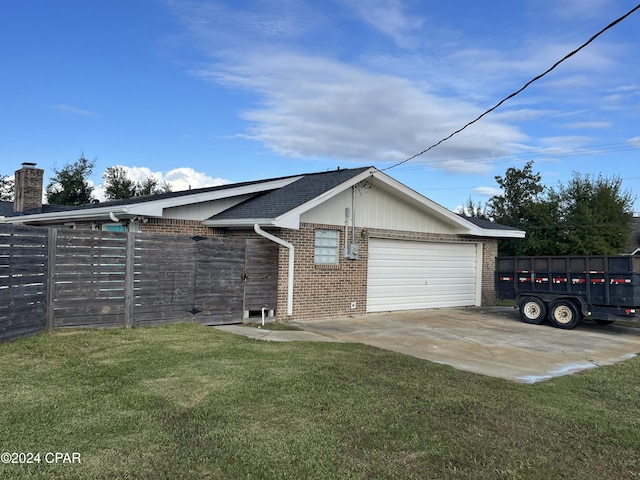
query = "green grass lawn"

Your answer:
(1, 323), (639, 480)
